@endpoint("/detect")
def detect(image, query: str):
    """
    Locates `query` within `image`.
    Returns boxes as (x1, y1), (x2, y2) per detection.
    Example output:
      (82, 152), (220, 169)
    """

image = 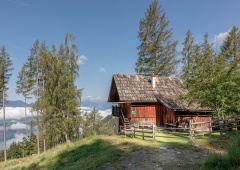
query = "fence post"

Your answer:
(142, 123), (144, 140)
(218, 116), (223, 136)
(189, 119), (192, 140)
(152, 123), (155, 140)
(224, 115), (228, 134)
(192, 119), (195, 140)
(208, 116), (212, 137)
(134, 126), (135, 138)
